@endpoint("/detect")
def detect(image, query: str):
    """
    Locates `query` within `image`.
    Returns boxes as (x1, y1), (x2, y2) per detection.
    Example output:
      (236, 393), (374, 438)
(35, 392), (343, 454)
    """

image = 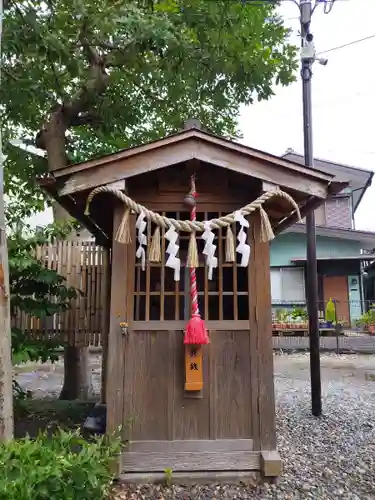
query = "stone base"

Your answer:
(115, 440), (282, 484)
